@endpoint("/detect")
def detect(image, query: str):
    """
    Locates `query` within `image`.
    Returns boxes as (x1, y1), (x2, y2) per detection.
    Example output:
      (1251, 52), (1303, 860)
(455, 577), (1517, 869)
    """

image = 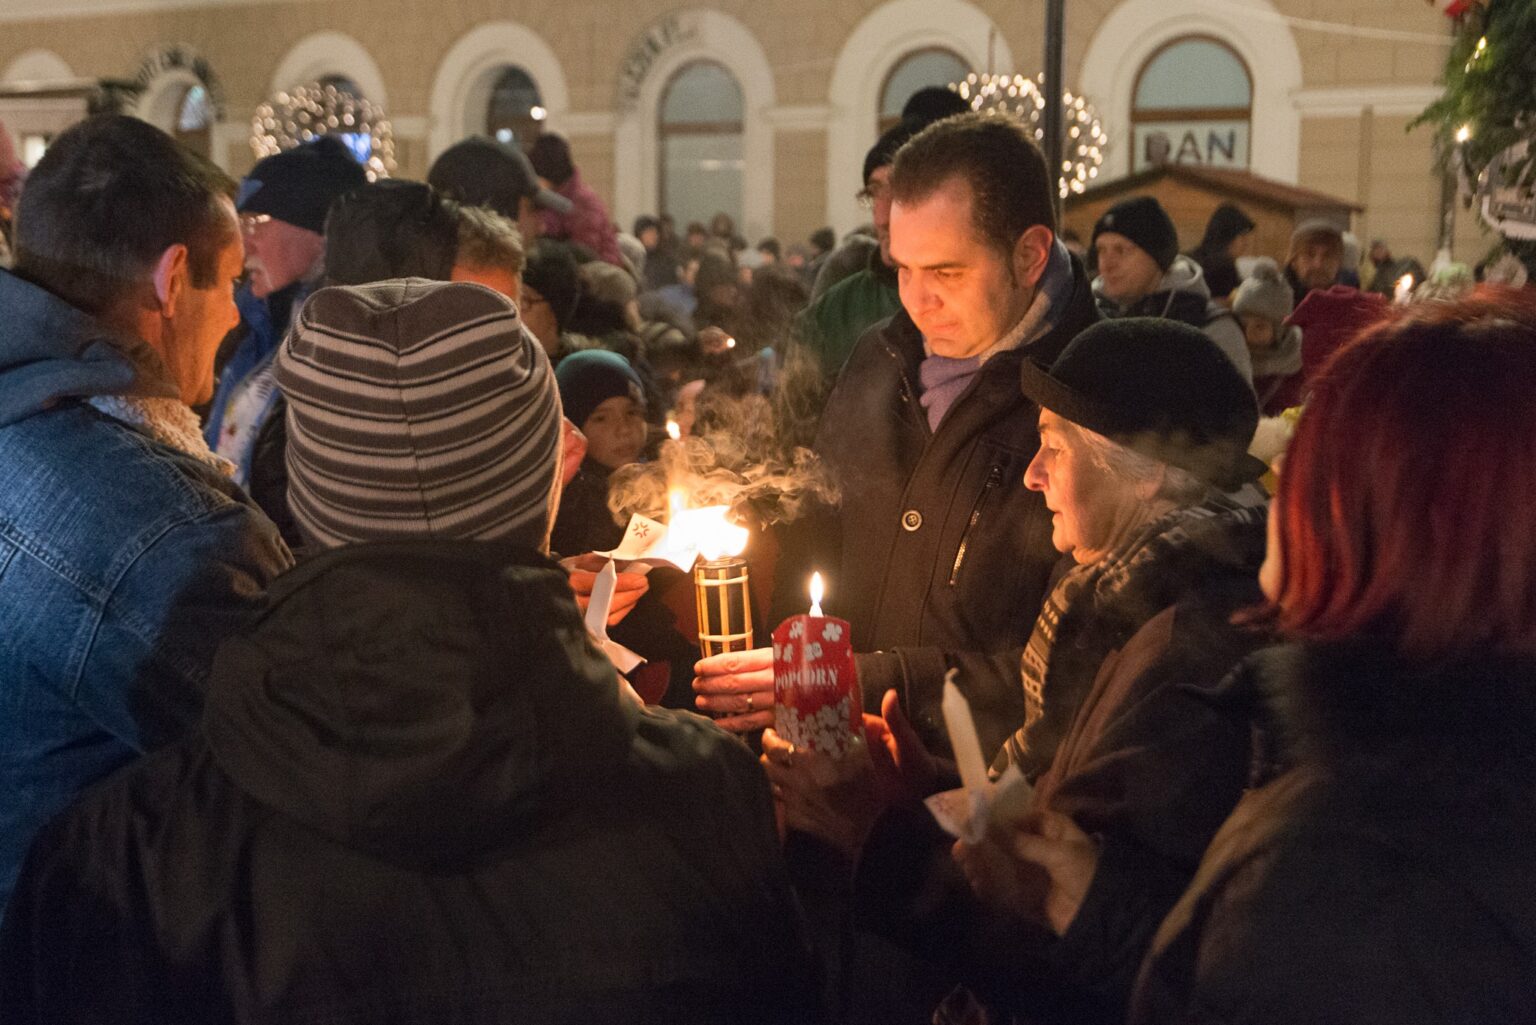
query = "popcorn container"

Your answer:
(772, 614), (862, 756)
